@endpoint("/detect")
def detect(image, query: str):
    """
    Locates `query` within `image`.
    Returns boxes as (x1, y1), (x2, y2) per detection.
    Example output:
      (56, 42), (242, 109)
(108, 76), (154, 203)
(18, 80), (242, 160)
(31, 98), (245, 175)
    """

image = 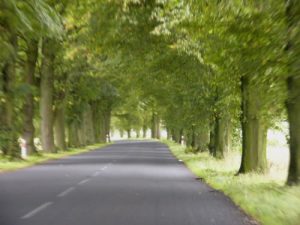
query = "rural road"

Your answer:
(0, 140), (256, 225)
